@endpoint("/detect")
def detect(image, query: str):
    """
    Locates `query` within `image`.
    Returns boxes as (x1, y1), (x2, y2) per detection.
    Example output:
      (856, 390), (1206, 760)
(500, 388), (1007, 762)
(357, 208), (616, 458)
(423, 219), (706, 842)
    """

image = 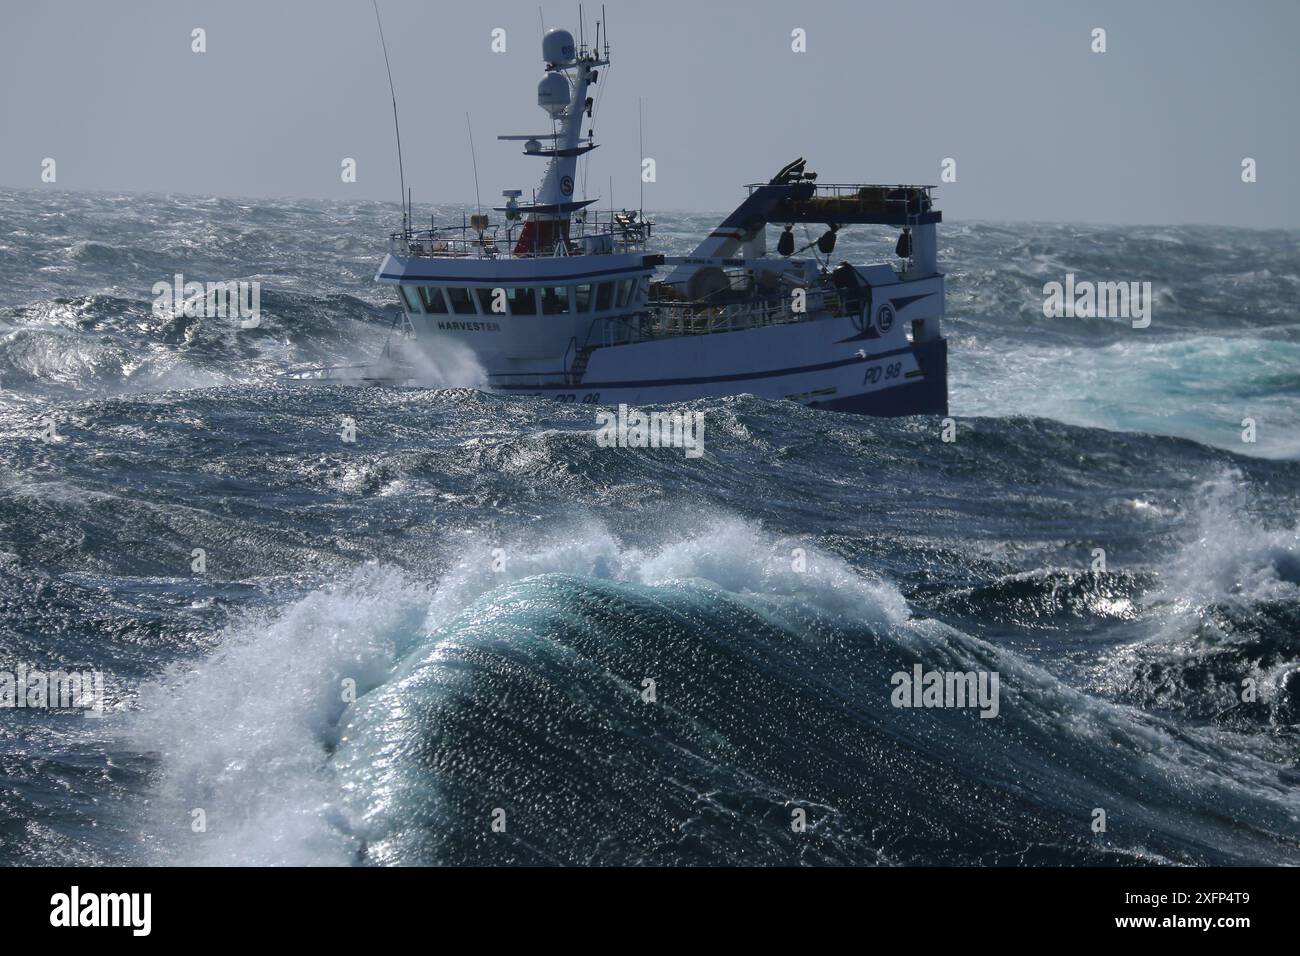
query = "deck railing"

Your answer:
(388, 211), (652, 260)
(749, 182), (939, 227)
(484, 284), (852, 389)
(644, 288), (847, 338)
